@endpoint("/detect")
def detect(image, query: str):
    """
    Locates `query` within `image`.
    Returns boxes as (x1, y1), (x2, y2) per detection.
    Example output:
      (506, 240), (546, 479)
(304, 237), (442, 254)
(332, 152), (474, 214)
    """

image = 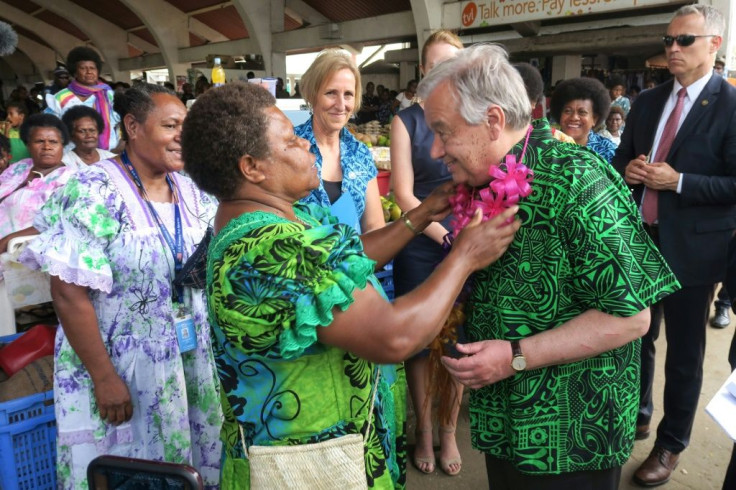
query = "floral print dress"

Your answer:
(21, 160), (223, 489)
(209, 203), (406, 489)
(0, 158), (73, 239)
